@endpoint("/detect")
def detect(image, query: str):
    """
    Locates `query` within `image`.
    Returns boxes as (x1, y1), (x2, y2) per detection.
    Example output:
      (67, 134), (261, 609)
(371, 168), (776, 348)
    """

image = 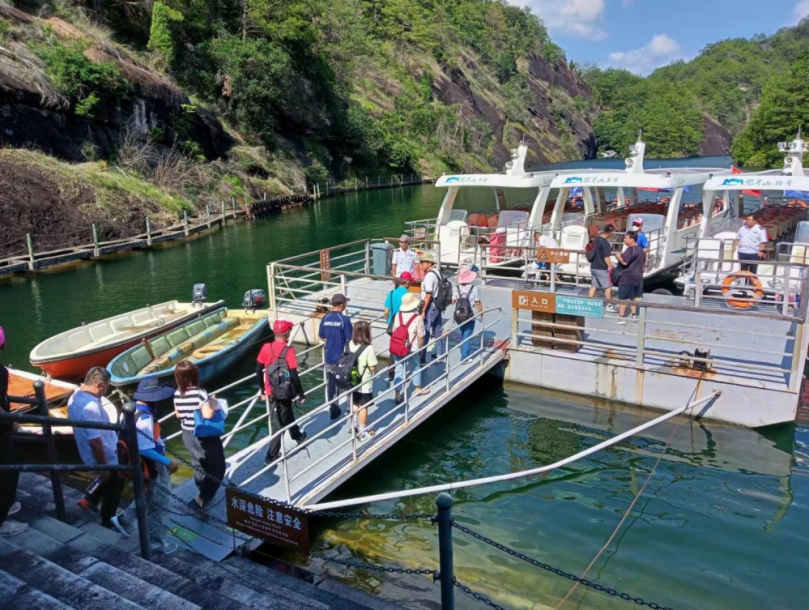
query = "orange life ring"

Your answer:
(721, 271), (764, 309)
